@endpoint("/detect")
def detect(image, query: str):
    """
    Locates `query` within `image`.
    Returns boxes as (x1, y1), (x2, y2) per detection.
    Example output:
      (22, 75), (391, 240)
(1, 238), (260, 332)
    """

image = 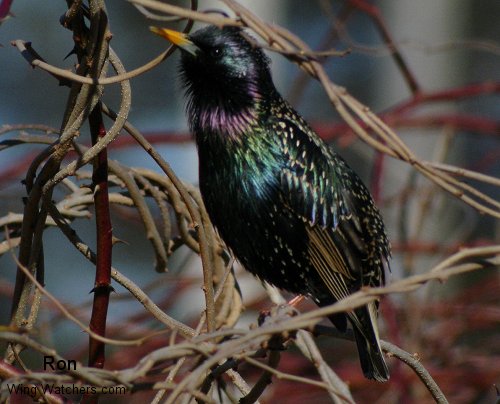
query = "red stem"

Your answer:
(0, 0), (13, 20)
(87, 103), (113, 369)
(347, 0), (420, 95)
